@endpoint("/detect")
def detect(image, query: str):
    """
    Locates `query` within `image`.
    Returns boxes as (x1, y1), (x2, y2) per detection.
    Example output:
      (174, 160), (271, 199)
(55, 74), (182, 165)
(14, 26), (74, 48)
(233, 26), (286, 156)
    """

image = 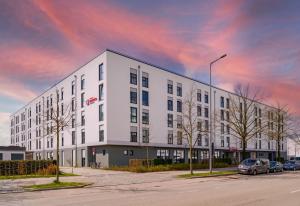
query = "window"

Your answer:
(61, 103), (64, 116)
(168, 131), (173, 144)
(81, 111), (85, 126)
(81, 129), (85, 144)
(99, 104), (104, 121)
(197, 90), (201, 102)
(204, 92), (209, 103)
(167, 80), (173, 94)
(81, 75), (85, 90)
(130, 126), (137, 142)
(197, 105), (201, 116)
(177, 131), (182, 145)
(226, 98), (230, 109)
(99, 125), (104, 142)
(61, 88), (64, 100)
(221, 137), (224, 147)
(205, 120), (209, 131)
(177, 83), (182, 97)
(221, 110), (224, 121)
(142, 109), (149, 125)
(197, 121), (202, 131)
(72, 131), (75, 145)
(99, 64), (104, 81)
(130, 107), (137, 123)
(142, 72), (149, 88)
(226, 111), (229, 121)
(72, 98), (75, 112)
(50, 138), (53, 148)
(130, 69), (137, 85)
(61, 133), (64, 147)
(220, 96), (224, 108)
(142, 91), (149, 106)
(226, 124), (230, 134)
(221, 123), (224, 134)
(11, 153), (24, 160)
(204, 107), (209, 118)
(167, 99), (173, 111)
(168, 114), (173, 128)
(142, 128), (149, 143)
(157, 149), (169, 159)
(72, 115), (75, 128)
(81, 93), (85, 108)
(205, 137), (209, 146)
(197, 133), (202, 146)
(226, 136), (230, 147)
(130, 88), (137, 104)
(177, 100), (182, 112)
(99, 84), (104, 101)
(177, 115), (182, 129)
